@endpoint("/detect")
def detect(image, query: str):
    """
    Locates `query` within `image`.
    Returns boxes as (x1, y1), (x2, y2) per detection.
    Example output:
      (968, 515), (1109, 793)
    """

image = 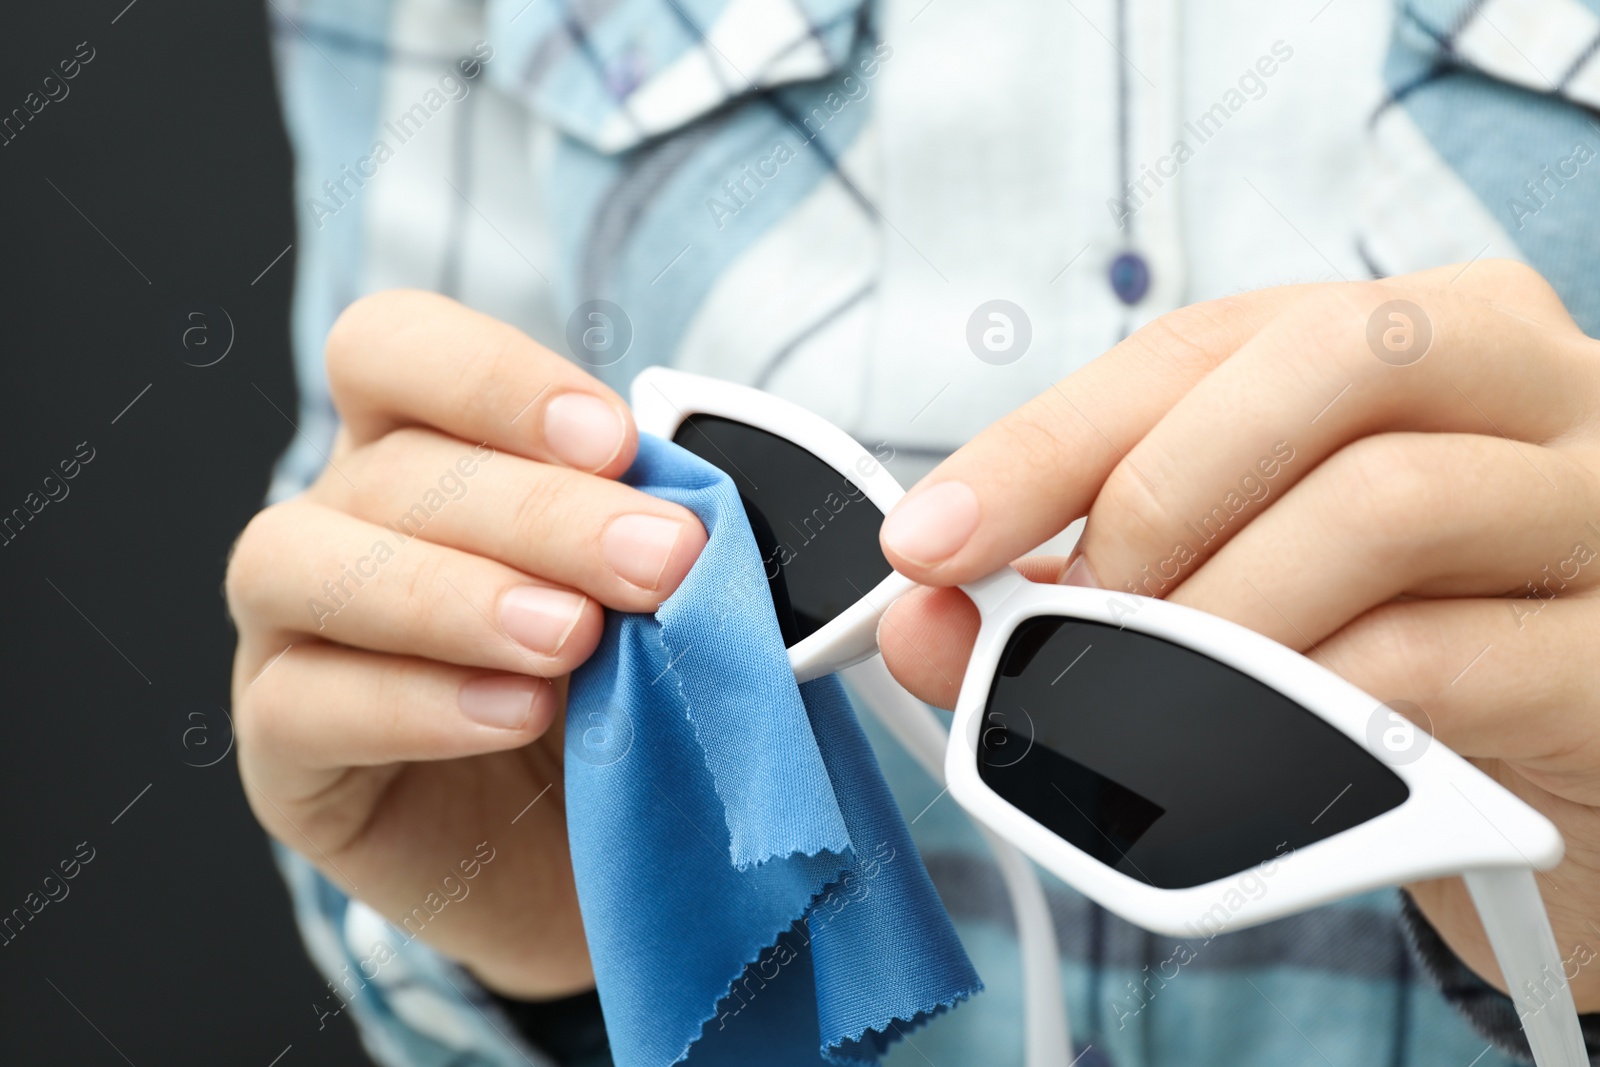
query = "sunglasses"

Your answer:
(631, 367), (1584, 1067)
